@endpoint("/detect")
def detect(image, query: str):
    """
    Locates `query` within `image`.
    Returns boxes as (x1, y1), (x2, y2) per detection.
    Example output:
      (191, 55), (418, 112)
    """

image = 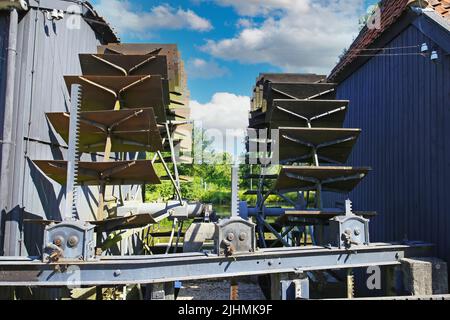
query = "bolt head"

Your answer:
(68, 236), (79, 248)
(239, 232), (247, 241)
(227, 233), (235, 241)
(53, 236), (64, 246)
